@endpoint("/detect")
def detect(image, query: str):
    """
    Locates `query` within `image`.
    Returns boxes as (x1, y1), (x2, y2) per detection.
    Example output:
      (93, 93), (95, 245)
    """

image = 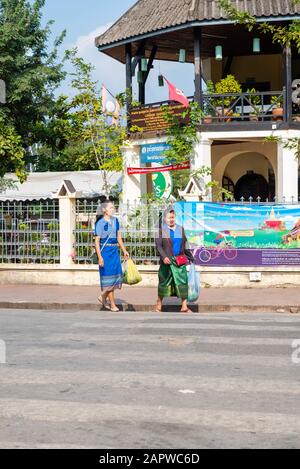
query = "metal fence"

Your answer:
(1, 197), (300, 265)
(74, 200), (166, 265)
(0, 200), (60, 264)
(73, 197), (300, 265)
